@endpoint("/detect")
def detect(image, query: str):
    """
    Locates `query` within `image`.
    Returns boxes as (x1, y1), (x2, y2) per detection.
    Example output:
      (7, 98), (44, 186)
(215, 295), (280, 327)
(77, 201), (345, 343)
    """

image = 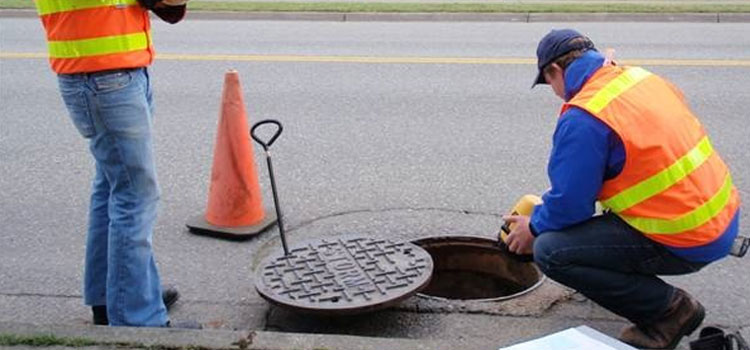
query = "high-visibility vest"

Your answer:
(562, 65), (740, 248)
(34, 0), (153, 74)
